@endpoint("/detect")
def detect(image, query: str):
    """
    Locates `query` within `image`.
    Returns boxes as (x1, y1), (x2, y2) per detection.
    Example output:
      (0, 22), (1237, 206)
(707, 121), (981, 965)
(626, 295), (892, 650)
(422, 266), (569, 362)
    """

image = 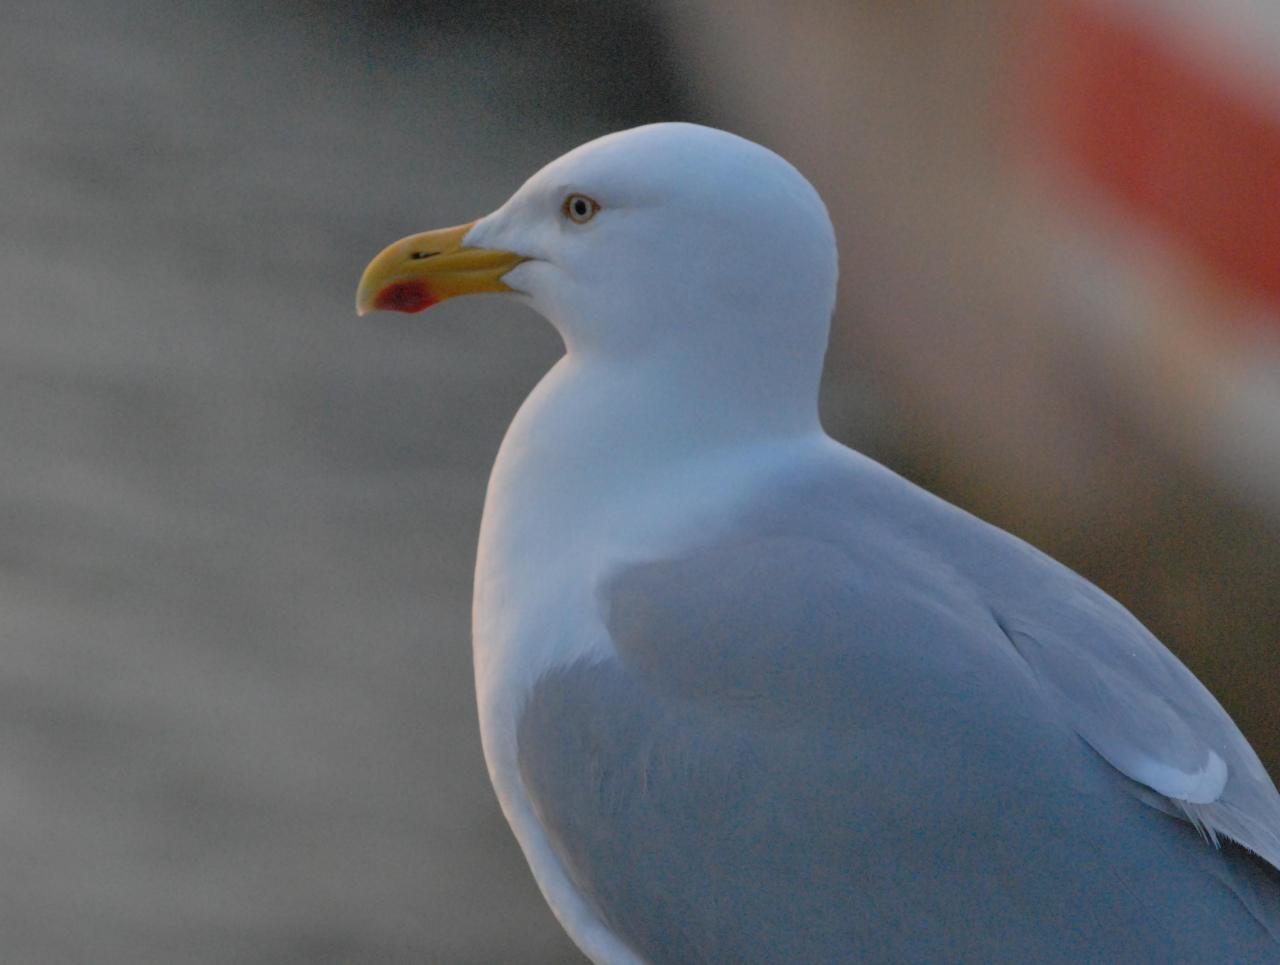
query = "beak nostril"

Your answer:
(409, 250), (438, 261)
